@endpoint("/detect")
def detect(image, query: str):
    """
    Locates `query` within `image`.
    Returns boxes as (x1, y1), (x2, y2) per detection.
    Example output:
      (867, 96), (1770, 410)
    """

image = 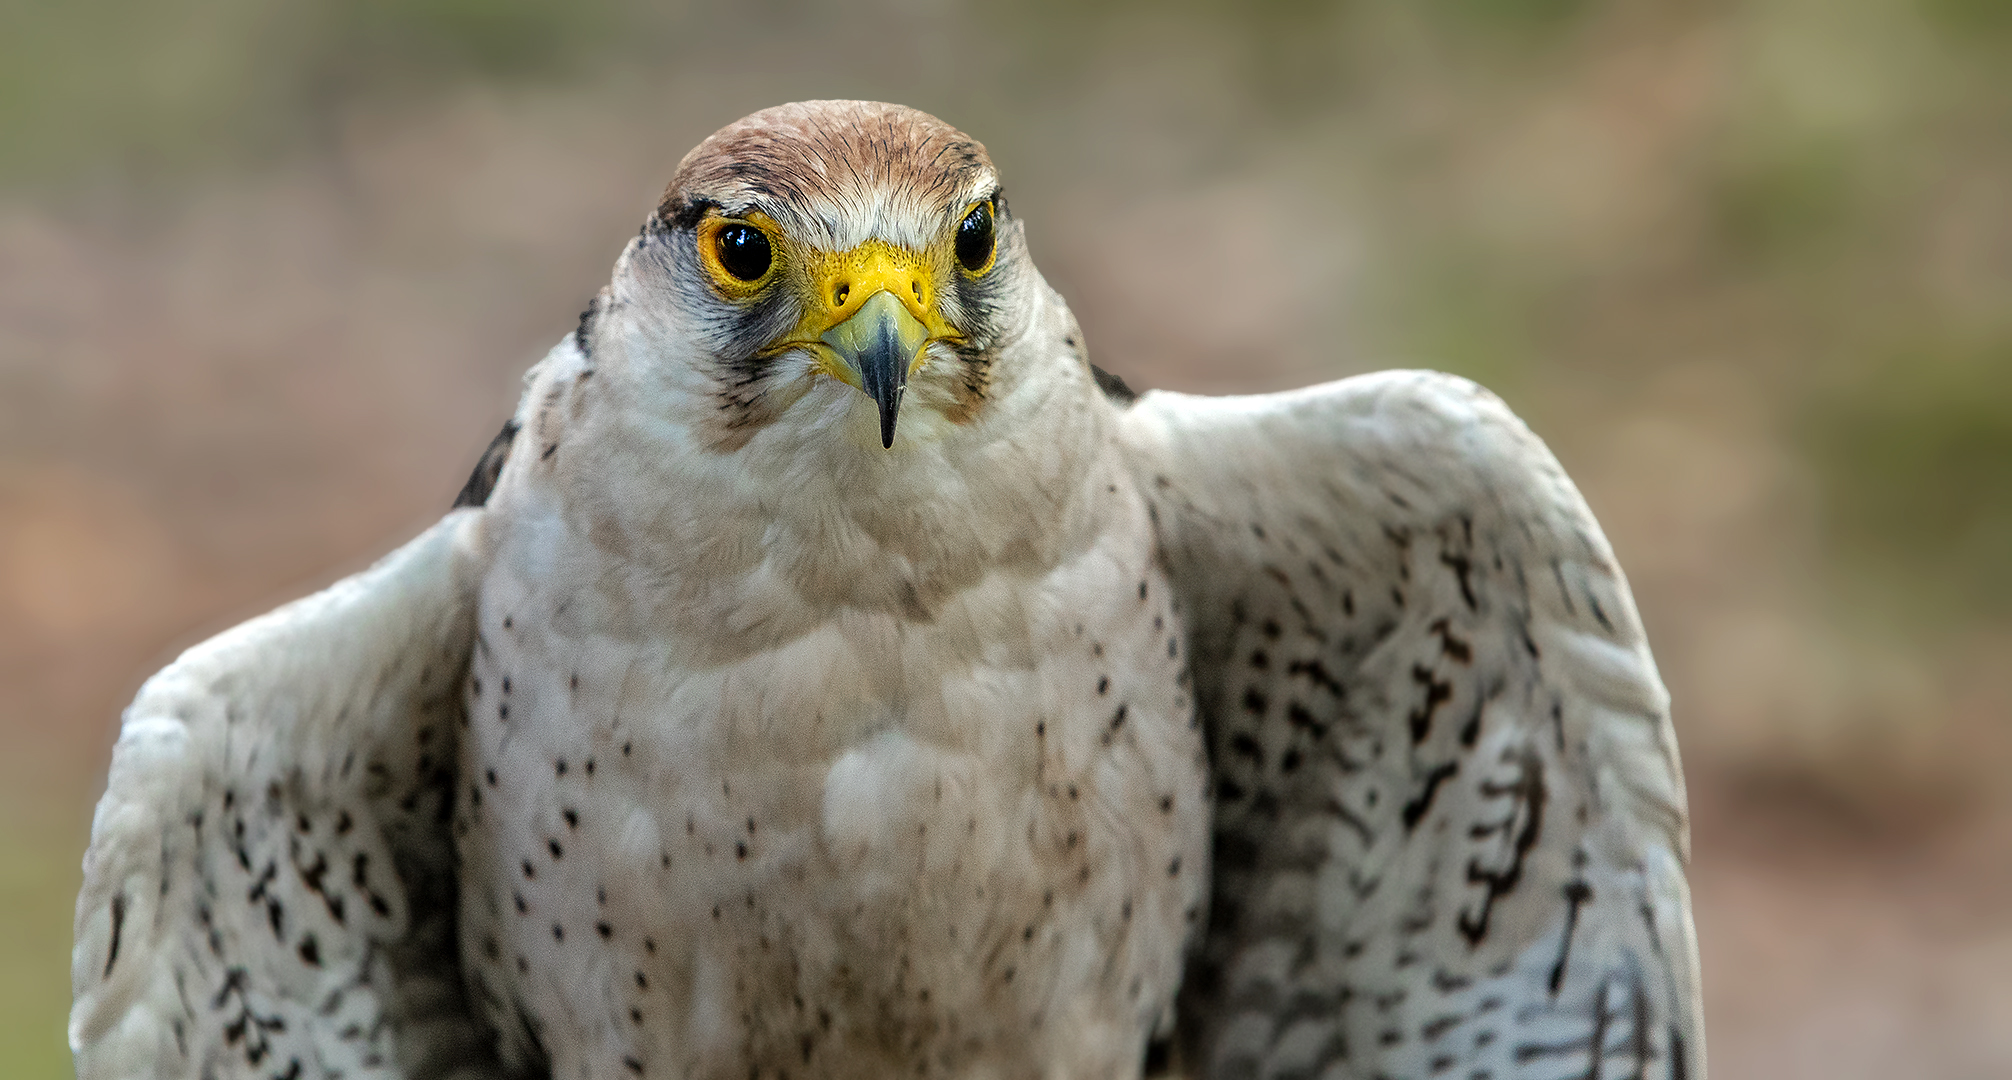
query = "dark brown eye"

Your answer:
(715, 224), (771, 281)
(955, 202), (995, 273)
